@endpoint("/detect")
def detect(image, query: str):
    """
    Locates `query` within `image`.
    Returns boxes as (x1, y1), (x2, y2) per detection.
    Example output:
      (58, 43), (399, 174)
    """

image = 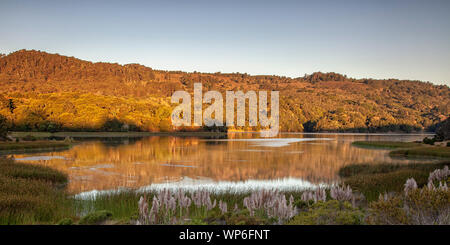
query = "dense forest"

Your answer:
(0, 49), (449, 133)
